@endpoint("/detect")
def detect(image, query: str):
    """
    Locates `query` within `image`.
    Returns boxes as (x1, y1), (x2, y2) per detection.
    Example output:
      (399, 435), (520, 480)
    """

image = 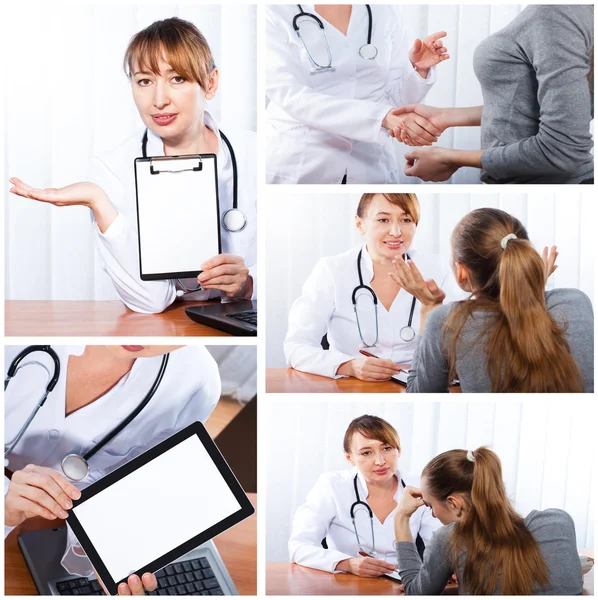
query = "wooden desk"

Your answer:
(266, 368), (460, 393)
(267, 554), (594, 595)
(5, 300), (231, 337)
(4, 494), (256, 595)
